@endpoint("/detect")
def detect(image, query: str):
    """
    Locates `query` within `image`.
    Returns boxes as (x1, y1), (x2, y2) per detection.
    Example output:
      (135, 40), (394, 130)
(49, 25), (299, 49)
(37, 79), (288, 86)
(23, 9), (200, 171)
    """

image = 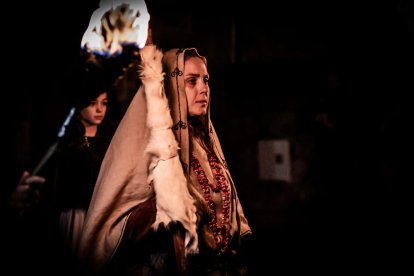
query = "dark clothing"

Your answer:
(54, 131), (112, 275)
(56, 135), (111, 211)
(5, 121), (113, 276)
